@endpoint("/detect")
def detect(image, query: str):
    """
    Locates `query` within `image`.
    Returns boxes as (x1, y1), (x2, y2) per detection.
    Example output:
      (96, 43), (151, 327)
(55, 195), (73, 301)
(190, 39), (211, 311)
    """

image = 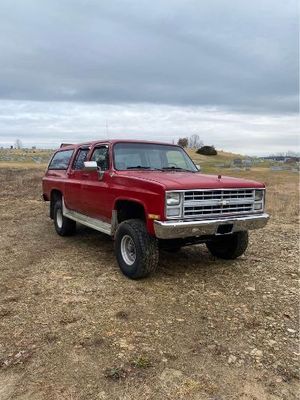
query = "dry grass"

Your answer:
(0, 163), (299, 400)
(0, 162), (47, 169)
(221, 168), (299, 223)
